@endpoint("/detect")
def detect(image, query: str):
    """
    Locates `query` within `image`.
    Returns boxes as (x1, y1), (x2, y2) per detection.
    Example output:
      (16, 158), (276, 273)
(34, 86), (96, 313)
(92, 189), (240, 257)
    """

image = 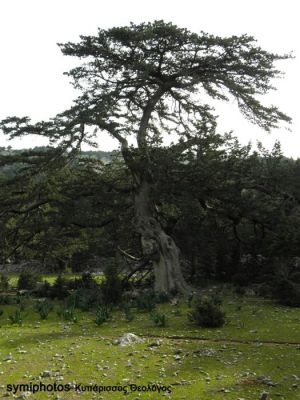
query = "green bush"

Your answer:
(0, 295), (19, 305)
(101, 263), (123, 305)
(57, 305), (77, 322)
(9, 309), (23, 325)
(51, 275), (69, 300)
(69, 273), (98, 290)
(0, 309), (3, 317)
(155, 291), (171, 303)
(68, 288), (103, 311)
(135, 291), (156, 312)
(272, 279), (300, 307)
(35, 299), (53, 320)
(33, 280), (52, 298)
(95, 305), (110, 326)
(150, 311), (167, 327)
(0, 274), (9, 291)
(289, 272), (300, 284)
(188, 297), (225, 328)
(122, 303), (134, 322)
(17, 272), (41, 291)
